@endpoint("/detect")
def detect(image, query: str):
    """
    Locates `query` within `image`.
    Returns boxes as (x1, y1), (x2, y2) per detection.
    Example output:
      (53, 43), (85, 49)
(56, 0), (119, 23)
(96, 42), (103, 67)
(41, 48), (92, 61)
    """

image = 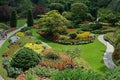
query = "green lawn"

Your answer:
(32, 29), (107, 74)
(17, 19), (26, 28)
